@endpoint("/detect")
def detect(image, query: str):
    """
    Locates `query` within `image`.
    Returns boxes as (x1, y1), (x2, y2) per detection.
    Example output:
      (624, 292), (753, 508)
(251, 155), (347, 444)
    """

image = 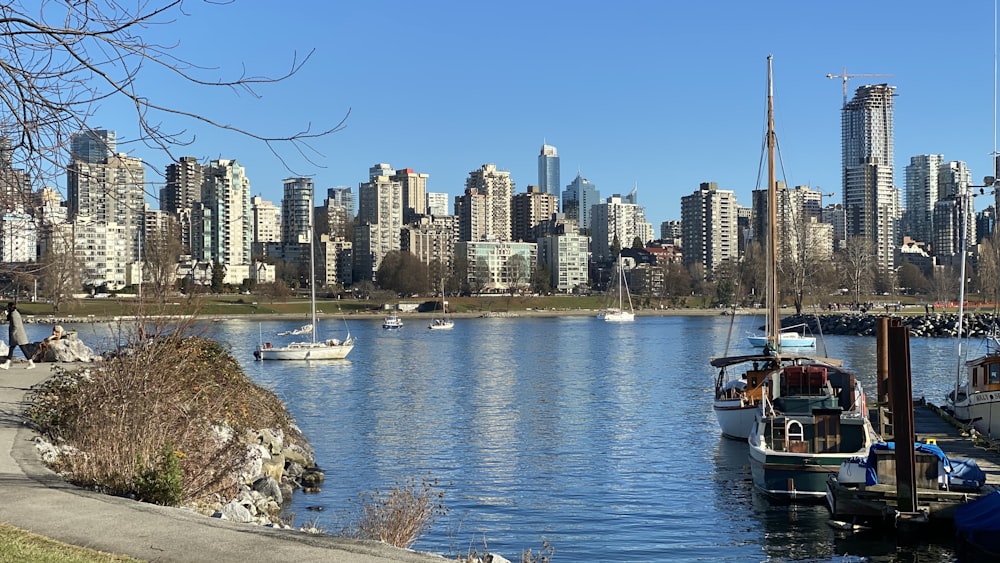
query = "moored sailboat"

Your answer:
(429, 281), (454, 330)
(598, 255), (635, 322)
(255, 208), (353, 361)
